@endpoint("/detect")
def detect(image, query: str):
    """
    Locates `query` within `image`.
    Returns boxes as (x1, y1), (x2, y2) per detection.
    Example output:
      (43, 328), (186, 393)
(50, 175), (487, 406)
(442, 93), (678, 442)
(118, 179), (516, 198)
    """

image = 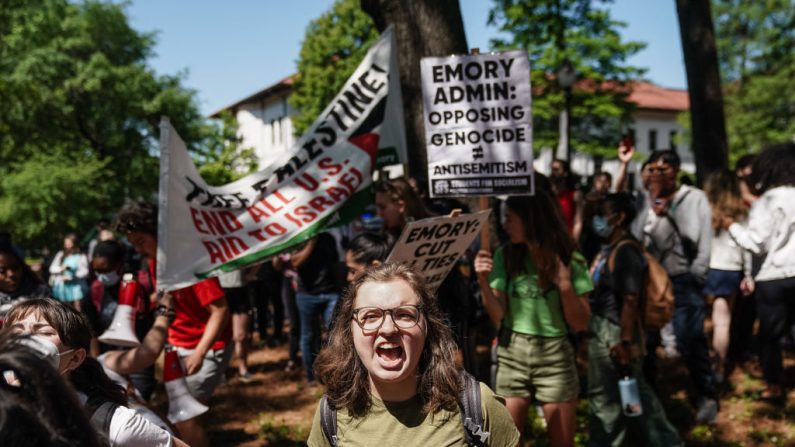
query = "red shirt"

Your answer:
(149, 260), (230, 350)
(557, 189), (576, 231)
